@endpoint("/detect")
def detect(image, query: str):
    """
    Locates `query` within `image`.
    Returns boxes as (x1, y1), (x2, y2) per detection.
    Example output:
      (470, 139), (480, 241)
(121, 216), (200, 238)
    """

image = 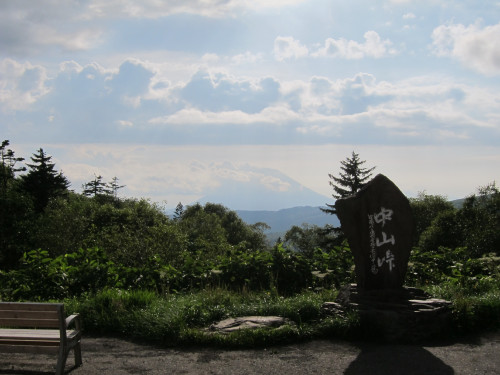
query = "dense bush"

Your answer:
(0, 141), (269, 272)
(415, 183), (500, 257)
(409, 192), (455, 246)
(407, 247), (500, 287)
(0, 244), (356, 301)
